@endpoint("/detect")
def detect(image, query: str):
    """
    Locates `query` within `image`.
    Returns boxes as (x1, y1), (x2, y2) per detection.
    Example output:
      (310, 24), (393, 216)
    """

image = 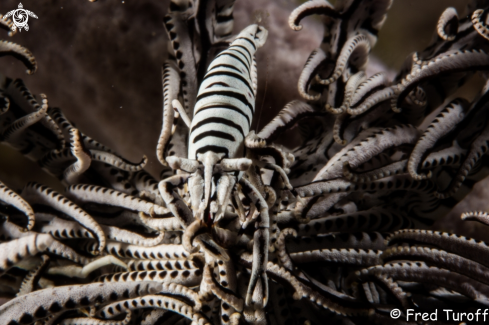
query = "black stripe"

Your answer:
(191, 117), (245, 137)
(208, 64), (243, 74)
(204, 71), (254, 95)
(195, 105), (251, 126)
(216, 52), (249, 69)
(237, 36), (256, 50)
(230, 45), (252, 66)
(196, 145), (229, 157)
(196, 90), (254, 115)
(193, 130), (235, 143)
